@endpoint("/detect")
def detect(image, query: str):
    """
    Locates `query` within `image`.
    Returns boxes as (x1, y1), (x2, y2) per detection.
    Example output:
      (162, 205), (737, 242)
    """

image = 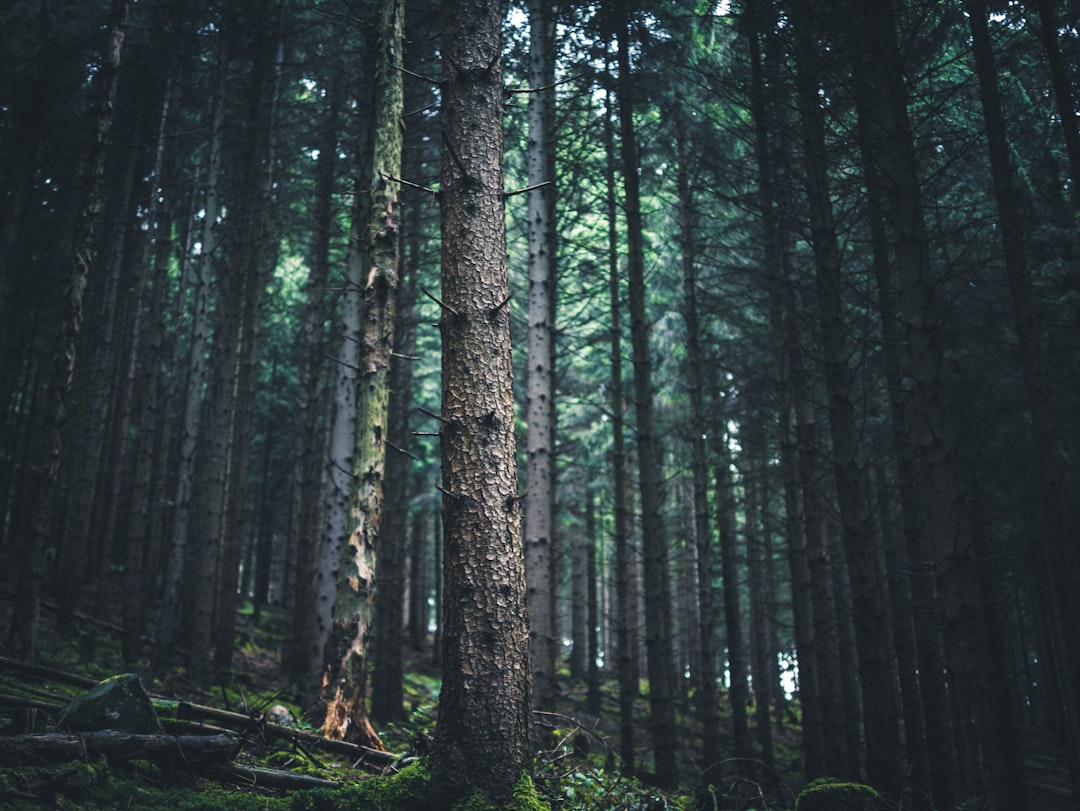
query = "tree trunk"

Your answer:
(676, 125), (721, 785)
(716, 449), (750, 763)
(283, 30), (343, 688)
(614, 2), (678, 788)
(318, 0), (402, 748)
(854, 0), (1006, 803)
(431, 0), (532, 799)
(524, 0), (558, 715)
(604, 76), (637, 776)
(6, 0), (131, 661)
(586, 489), (602, 717)
(789, 2), (901, 793)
